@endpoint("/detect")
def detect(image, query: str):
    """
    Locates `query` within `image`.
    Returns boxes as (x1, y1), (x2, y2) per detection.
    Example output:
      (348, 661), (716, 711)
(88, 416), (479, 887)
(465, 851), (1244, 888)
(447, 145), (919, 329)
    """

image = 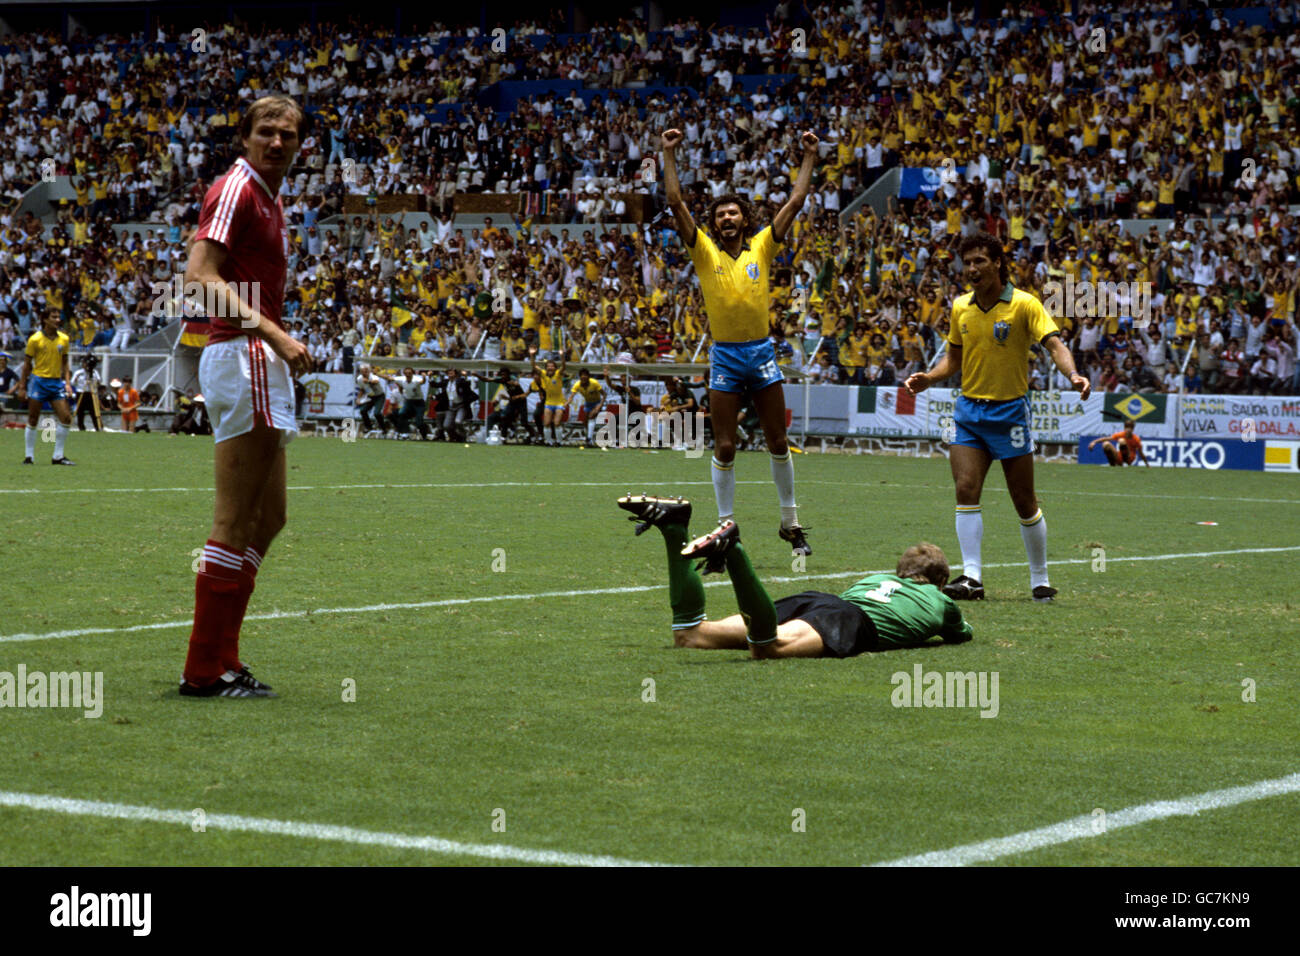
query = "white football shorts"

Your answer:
(199, 336), (298, 446)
